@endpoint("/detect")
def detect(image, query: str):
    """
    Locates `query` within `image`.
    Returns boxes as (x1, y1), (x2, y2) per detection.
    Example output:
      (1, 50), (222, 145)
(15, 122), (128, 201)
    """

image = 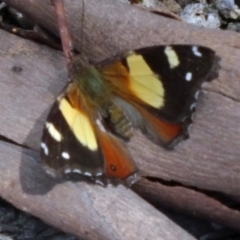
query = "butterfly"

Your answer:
(40, 45), (220, 186)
